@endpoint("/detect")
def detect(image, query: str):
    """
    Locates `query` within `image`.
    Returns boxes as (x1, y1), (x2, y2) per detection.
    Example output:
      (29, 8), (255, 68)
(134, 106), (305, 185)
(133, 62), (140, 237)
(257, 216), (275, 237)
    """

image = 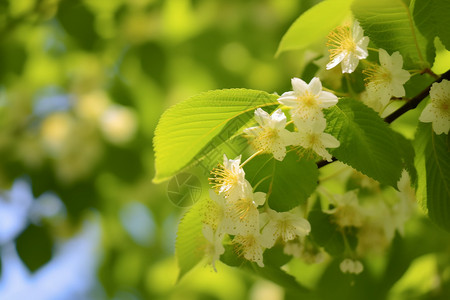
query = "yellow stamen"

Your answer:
(363, 62), (391, 84)
(327, 26), (356, 60)
(209, 164), (239, 193)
